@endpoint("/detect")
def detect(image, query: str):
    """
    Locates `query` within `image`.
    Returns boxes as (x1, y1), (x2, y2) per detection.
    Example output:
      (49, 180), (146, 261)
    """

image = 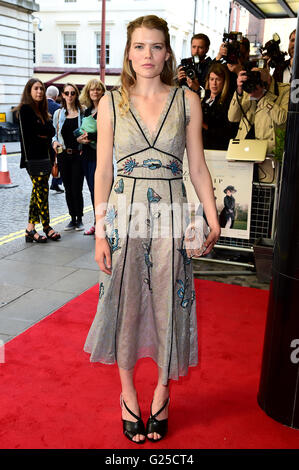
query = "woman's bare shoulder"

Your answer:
(184, 88), (200, 106)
